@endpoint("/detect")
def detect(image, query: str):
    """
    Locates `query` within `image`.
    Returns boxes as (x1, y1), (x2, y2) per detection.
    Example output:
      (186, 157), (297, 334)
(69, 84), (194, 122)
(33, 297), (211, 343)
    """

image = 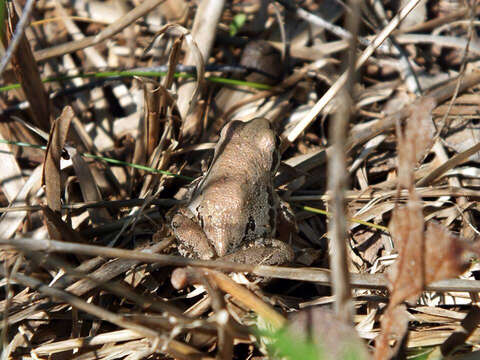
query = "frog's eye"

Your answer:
(269, 134), (281, 173)
(274, 133), (281, 149)
(263, 120), (281, 152)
